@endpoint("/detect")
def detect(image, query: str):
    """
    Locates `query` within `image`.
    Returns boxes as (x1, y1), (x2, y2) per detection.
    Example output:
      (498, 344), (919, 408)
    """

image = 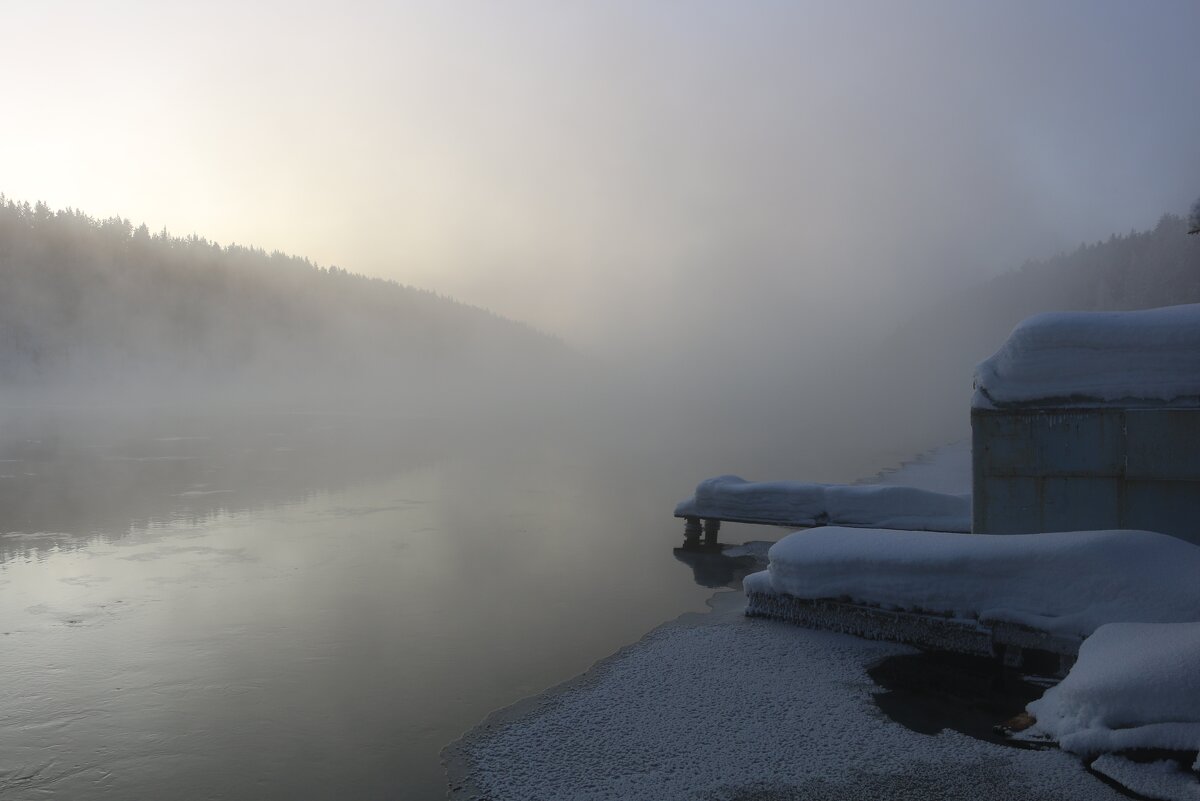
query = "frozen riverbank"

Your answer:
(445, 442), (1132, 799)
(444, 587), (1132, 801)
